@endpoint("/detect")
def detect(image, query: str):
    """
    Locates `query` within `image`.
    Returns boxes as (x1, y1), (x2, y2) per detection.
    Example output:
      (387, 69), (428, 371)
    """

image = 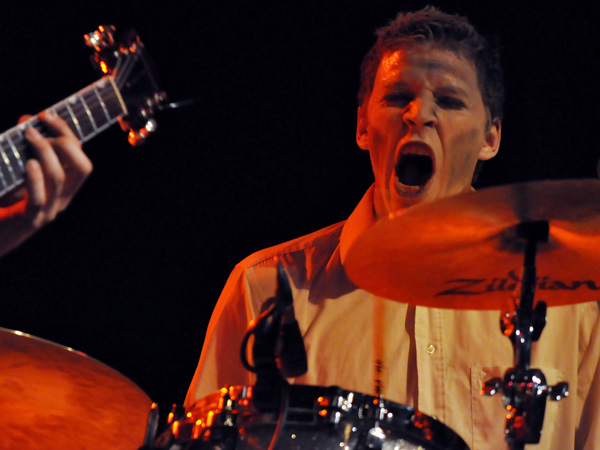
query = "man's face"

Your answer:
(356, 45), (501, 218)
